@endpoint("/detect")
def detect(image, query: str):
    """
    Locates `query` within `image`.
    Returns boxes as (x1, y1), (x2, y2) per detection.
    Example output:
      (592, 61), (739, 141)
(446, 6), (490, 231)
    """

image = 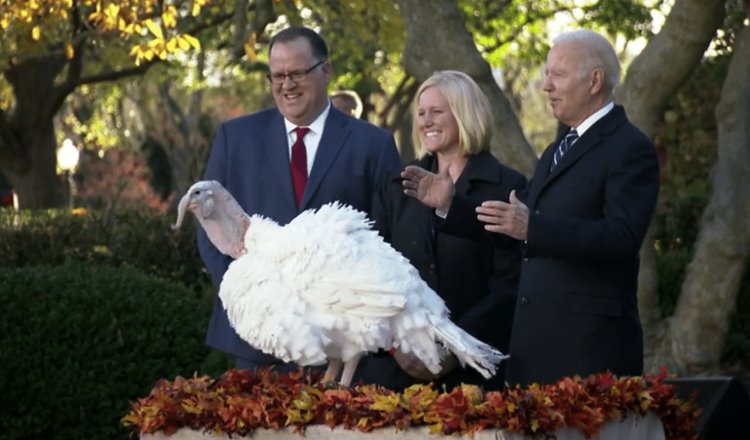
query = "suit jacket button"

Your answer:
(429, 263), (437, 274)
(521, 296), (529, 304)
(523, 257), (529, 262)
